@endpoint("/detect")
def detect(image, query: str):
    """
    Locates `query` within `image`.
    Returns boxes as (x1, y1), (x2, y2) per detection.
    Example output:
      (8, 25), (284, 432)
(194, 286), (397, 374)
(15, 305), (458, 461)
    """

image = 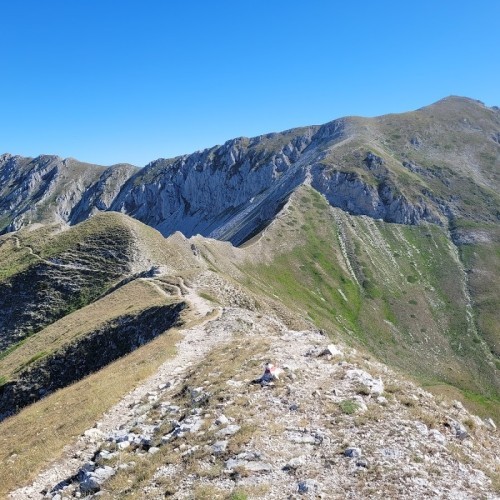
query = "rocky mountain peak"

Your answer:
(0, 96), (498, 244)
